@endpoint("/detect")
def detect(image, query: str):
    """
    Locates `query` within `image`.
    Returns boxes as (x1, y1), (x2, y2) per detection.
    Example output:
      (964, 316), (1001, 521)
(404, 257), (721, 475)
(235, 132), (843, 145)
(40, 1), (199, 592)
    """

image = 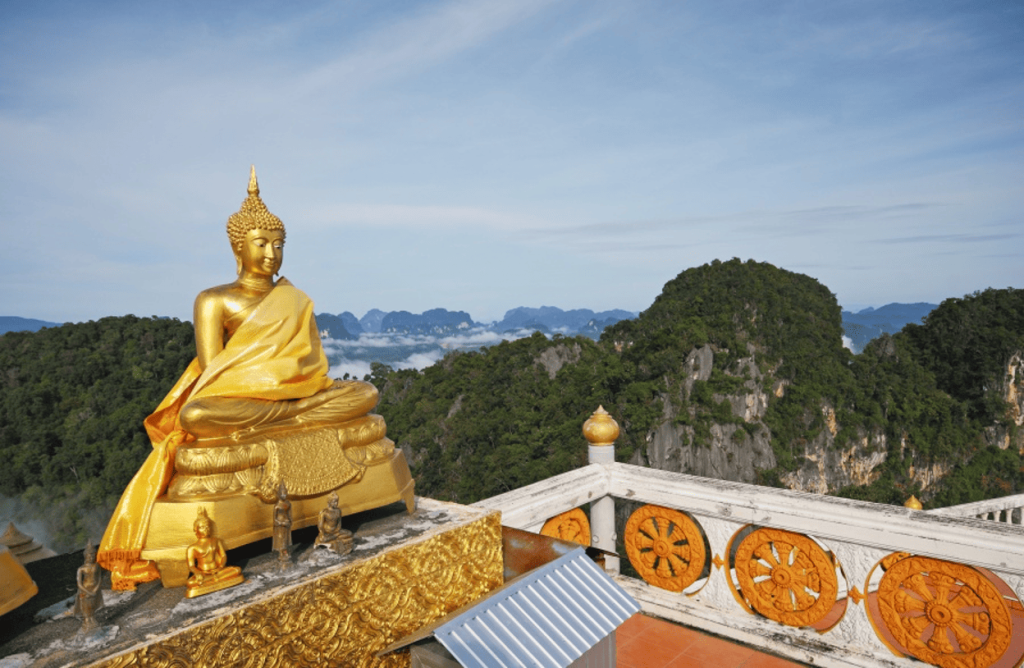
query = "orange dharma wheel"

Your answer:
(733, 527), (838, 627)
(624, 505), (706, 592)
(540, 508), (591, 547)
(874, 555), (1012, 668)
